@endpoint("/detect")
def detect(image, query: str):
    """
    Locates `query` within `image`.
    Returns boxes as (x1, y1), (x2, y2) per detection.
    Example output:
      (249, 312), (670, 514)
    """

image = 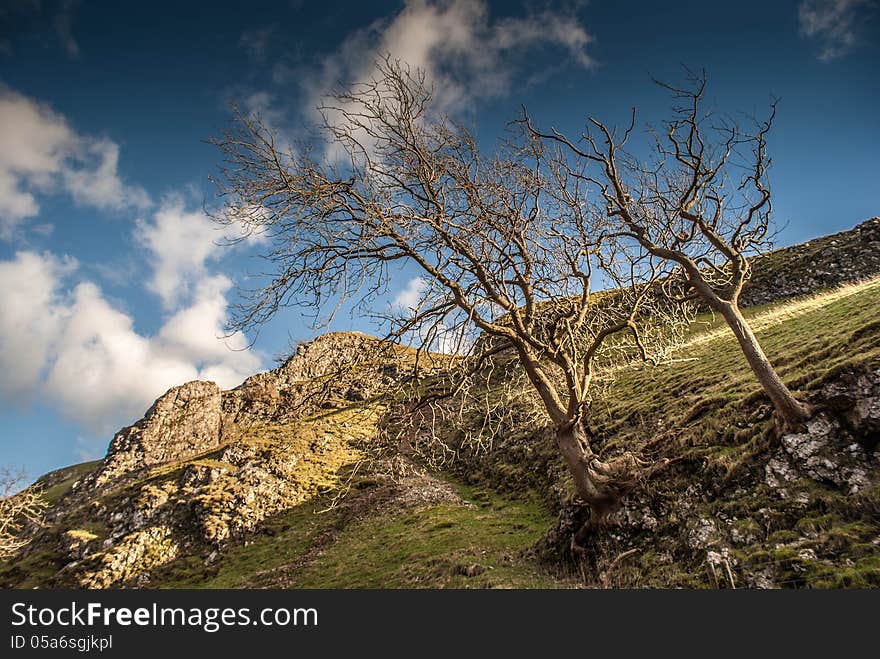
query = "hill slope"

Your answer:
(2, 220), (879, 589)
